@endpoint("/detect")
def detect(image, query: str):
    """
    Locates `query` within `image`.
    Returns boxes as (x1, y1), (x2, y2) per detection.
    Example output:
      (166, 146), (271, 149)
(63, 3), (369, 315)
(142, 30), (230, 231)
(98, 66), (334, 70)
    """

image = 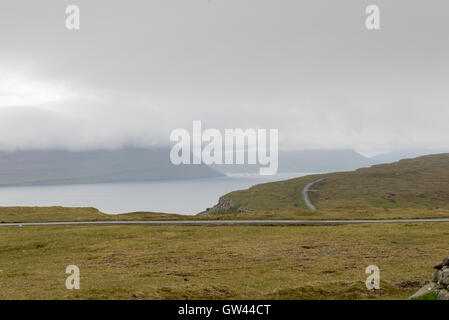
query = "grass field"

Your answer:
(0, 207), (187, 223)
(0, 222), (447, 299)
(2, 206), (449, 223)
